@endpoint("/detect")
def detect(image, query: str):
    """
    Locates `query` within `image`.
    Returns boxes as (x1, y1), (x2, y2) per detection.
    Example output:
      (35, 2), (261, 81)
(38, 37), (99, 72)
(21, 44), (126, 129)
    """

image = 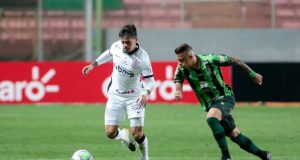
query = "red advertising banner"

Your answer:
(0, 62), (231, 104)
